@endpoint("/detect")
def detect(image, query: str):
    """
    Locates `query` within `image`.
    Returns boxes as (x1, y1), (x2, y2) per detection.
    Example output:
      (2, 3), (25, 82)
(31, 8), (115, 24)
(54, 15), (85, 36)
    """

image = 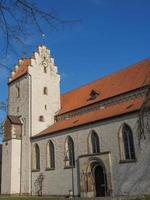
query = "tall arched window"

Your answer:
(46, 140), (55, 169)
(88, 131), (100, 154)
(32, 144), (40, 170)
(119, 123), (136, 160)
(91, 131), (100, 153)
(64, 136), (75, 167)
